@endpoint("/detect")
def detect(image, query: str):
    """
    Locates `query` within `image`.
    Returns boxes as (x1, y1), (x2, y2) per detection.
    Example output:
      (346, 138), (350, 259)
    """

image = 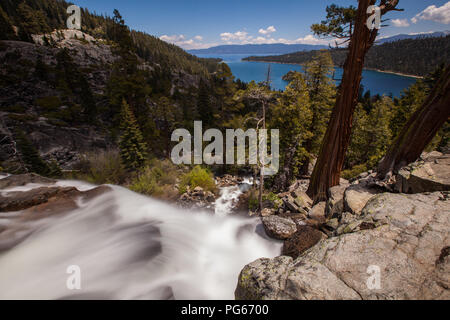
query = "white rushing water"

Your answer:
(0, 179), (280, 300)
(214, 177), (253, 217)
